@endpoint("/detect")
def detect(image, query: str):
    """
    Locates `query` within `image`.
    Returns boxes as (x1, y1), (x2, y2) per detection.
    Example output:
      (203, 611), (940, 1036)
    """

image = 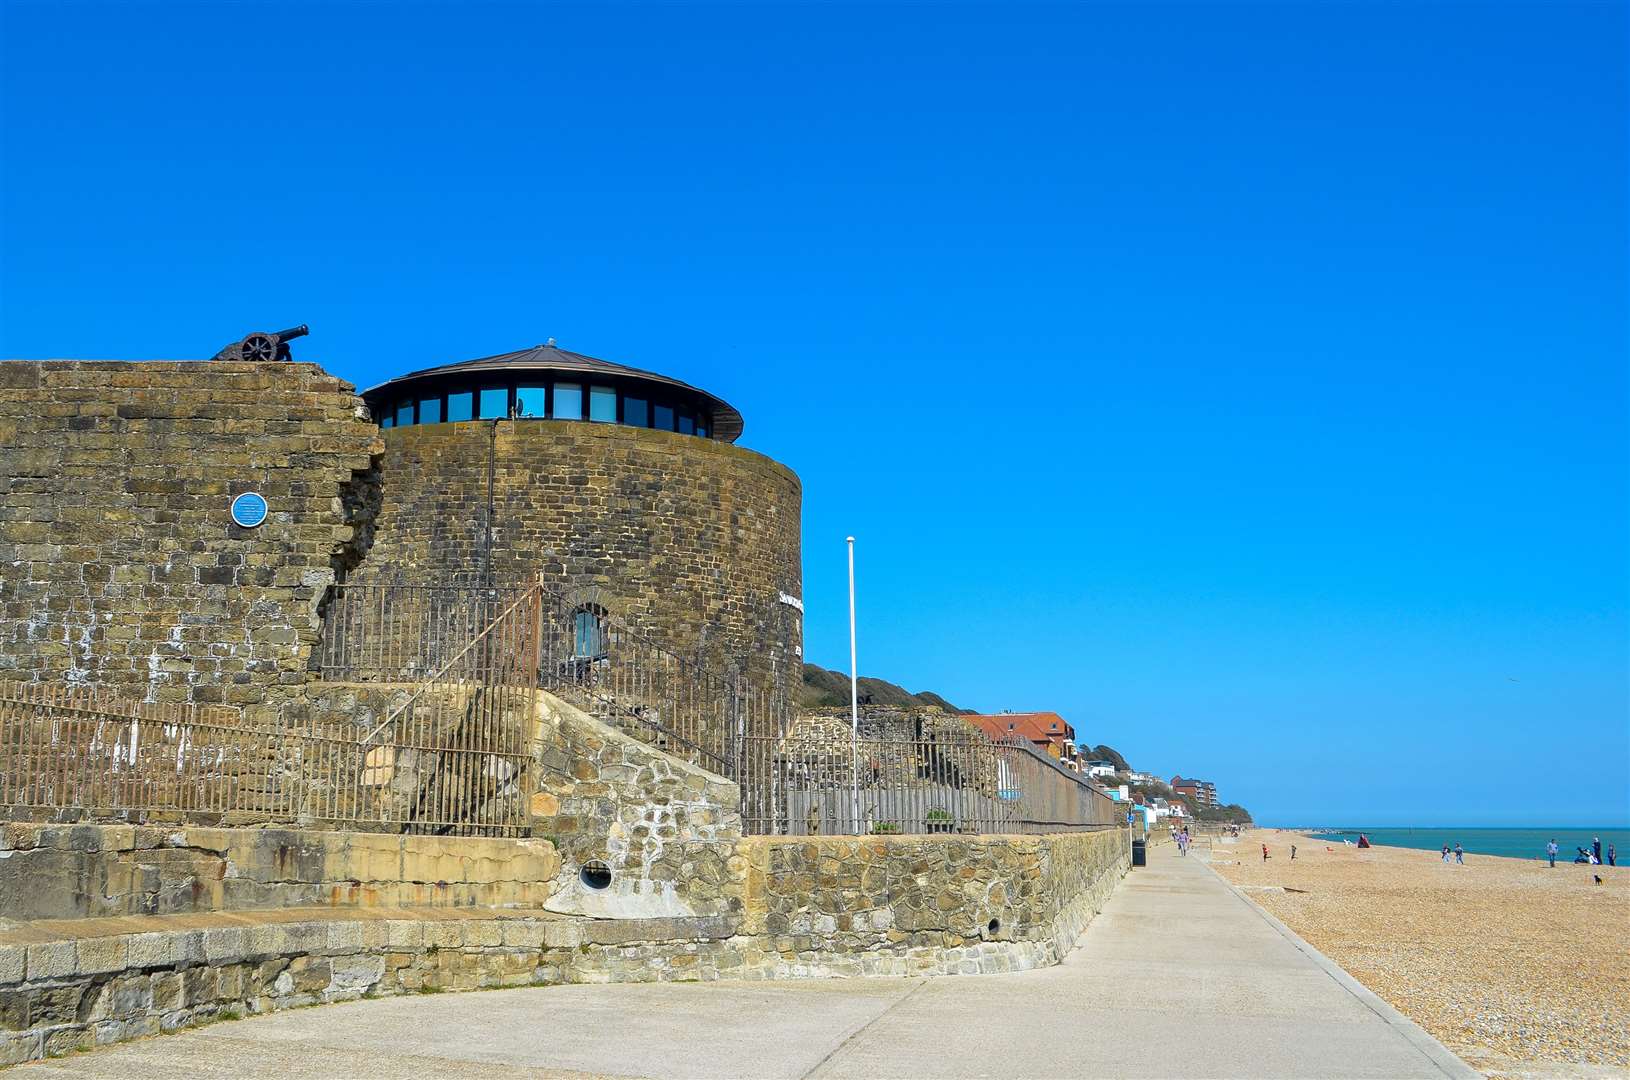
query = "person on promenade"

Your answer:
(1547, 838), (1558, 867)
(1454, 843), (1464, 864)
